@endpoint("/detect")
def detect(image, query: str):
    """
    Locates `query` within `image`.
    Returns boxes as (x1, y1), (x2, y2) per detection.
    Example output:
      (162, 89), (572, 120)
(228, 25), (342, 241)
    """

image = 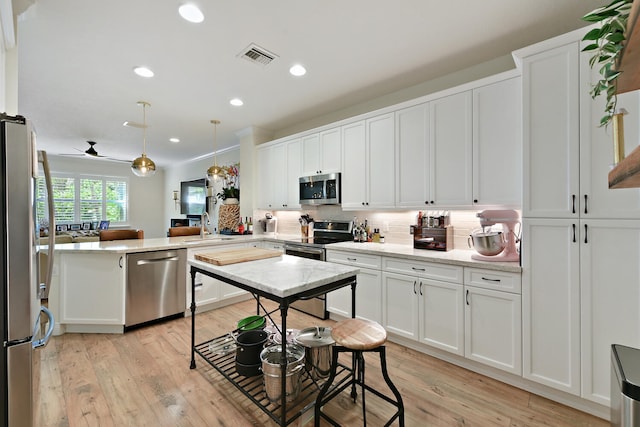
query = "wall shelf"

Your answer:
(608, 1), (640, 188)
